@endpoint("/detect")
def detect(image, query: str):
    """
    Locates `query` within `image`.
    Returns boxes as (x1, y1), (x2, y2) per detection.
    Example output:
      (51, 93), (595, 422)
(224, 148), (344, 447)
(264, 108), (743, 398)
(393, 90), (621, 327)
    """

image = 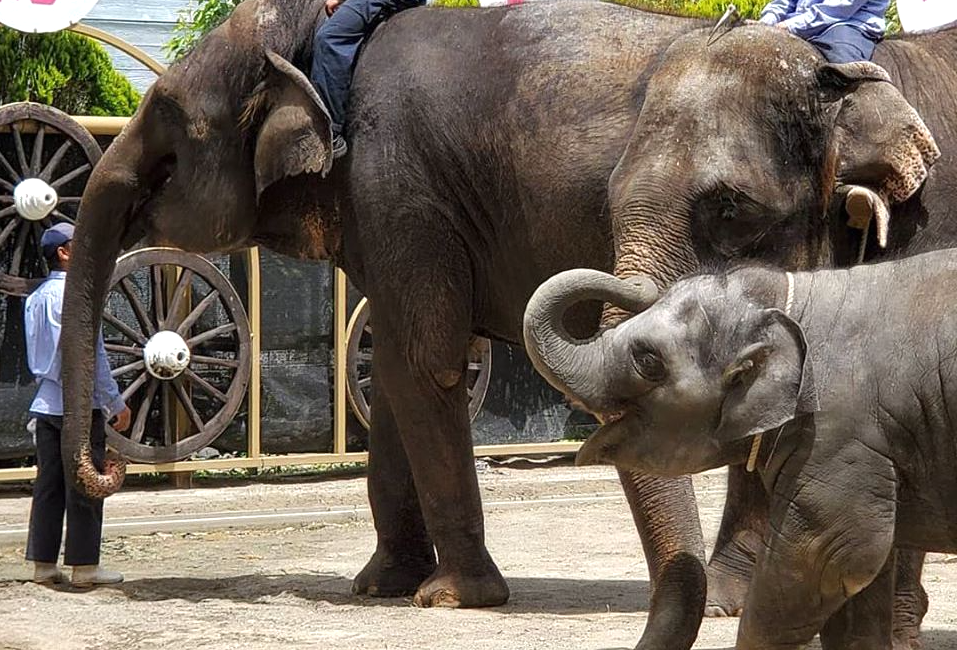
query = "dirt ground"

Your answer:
(1, 462), (957, 650)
